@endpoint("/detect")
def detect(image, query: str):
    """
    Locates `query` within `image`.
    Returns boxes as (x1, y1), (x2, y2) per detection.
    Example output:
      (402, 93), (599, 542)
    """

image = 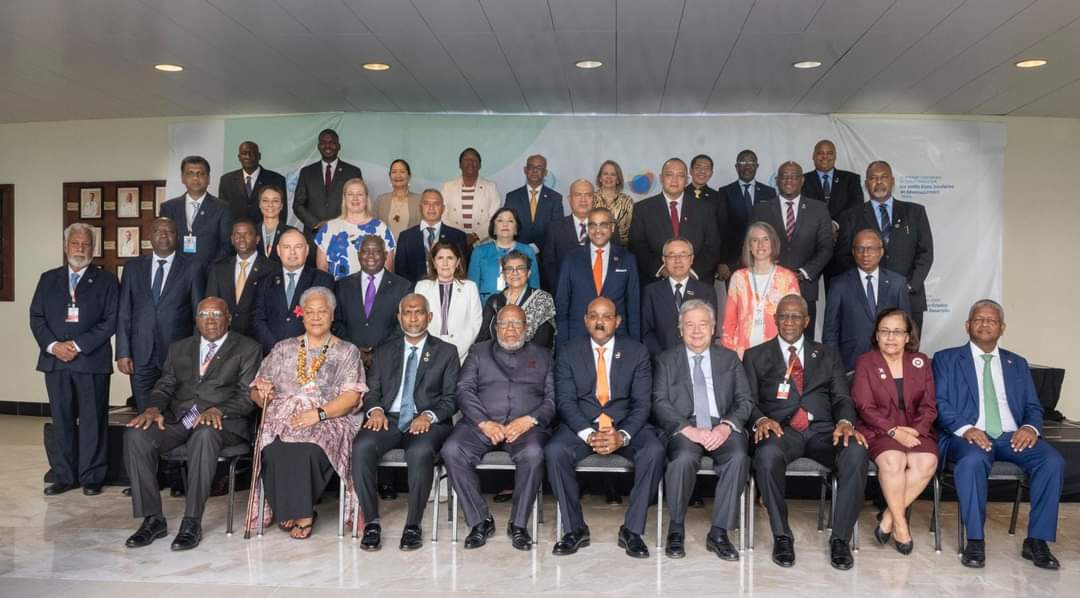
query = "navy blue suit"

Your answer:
(159, 194), (234, 266)
(640, 277), (717, 356)
(822, 267), (911, 372)
(540, 215), (586, 293)
(719, 180), (777, 266)
(504, 185), (563, 251)
(251, 266), (335, 354)
(393, 222), (468, 283)
(933, 345), (1065, 542)
(30, 265), (119, 487)
(555, 244), (640, 346)
(333, 269), (412, 350)
(218, 167), (288, 222)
